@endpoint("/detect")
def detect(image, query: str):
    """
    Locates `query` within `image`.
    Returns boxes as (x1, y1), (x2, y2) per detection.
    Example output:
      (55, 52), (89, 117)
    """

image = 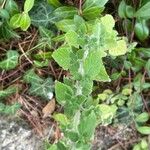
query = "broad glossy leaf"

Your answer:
(9, 13), (22, 28)
(55, 81), (73, 105)
(24, 0), (34, 12)
(0, 50), (19, 70)
(47, 0), (62, 7)
(20, 13), (31, 31)
(135, 2), (150, 19)
(137, 126), (150, 135)
(135, 112), (149, 123)
(134, 19), (149, 41)
(52, 46), (71, 70)
(83, 6), (103, 20)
